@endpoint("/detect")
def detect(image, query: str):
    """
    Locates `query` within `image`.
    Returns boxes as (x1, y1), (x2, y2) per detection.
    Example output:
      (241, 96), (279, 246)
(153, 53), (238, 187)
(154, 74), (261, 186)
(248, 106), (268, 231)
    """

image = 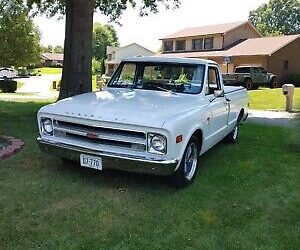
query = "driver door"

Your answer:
(205, 66), (229, 148)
